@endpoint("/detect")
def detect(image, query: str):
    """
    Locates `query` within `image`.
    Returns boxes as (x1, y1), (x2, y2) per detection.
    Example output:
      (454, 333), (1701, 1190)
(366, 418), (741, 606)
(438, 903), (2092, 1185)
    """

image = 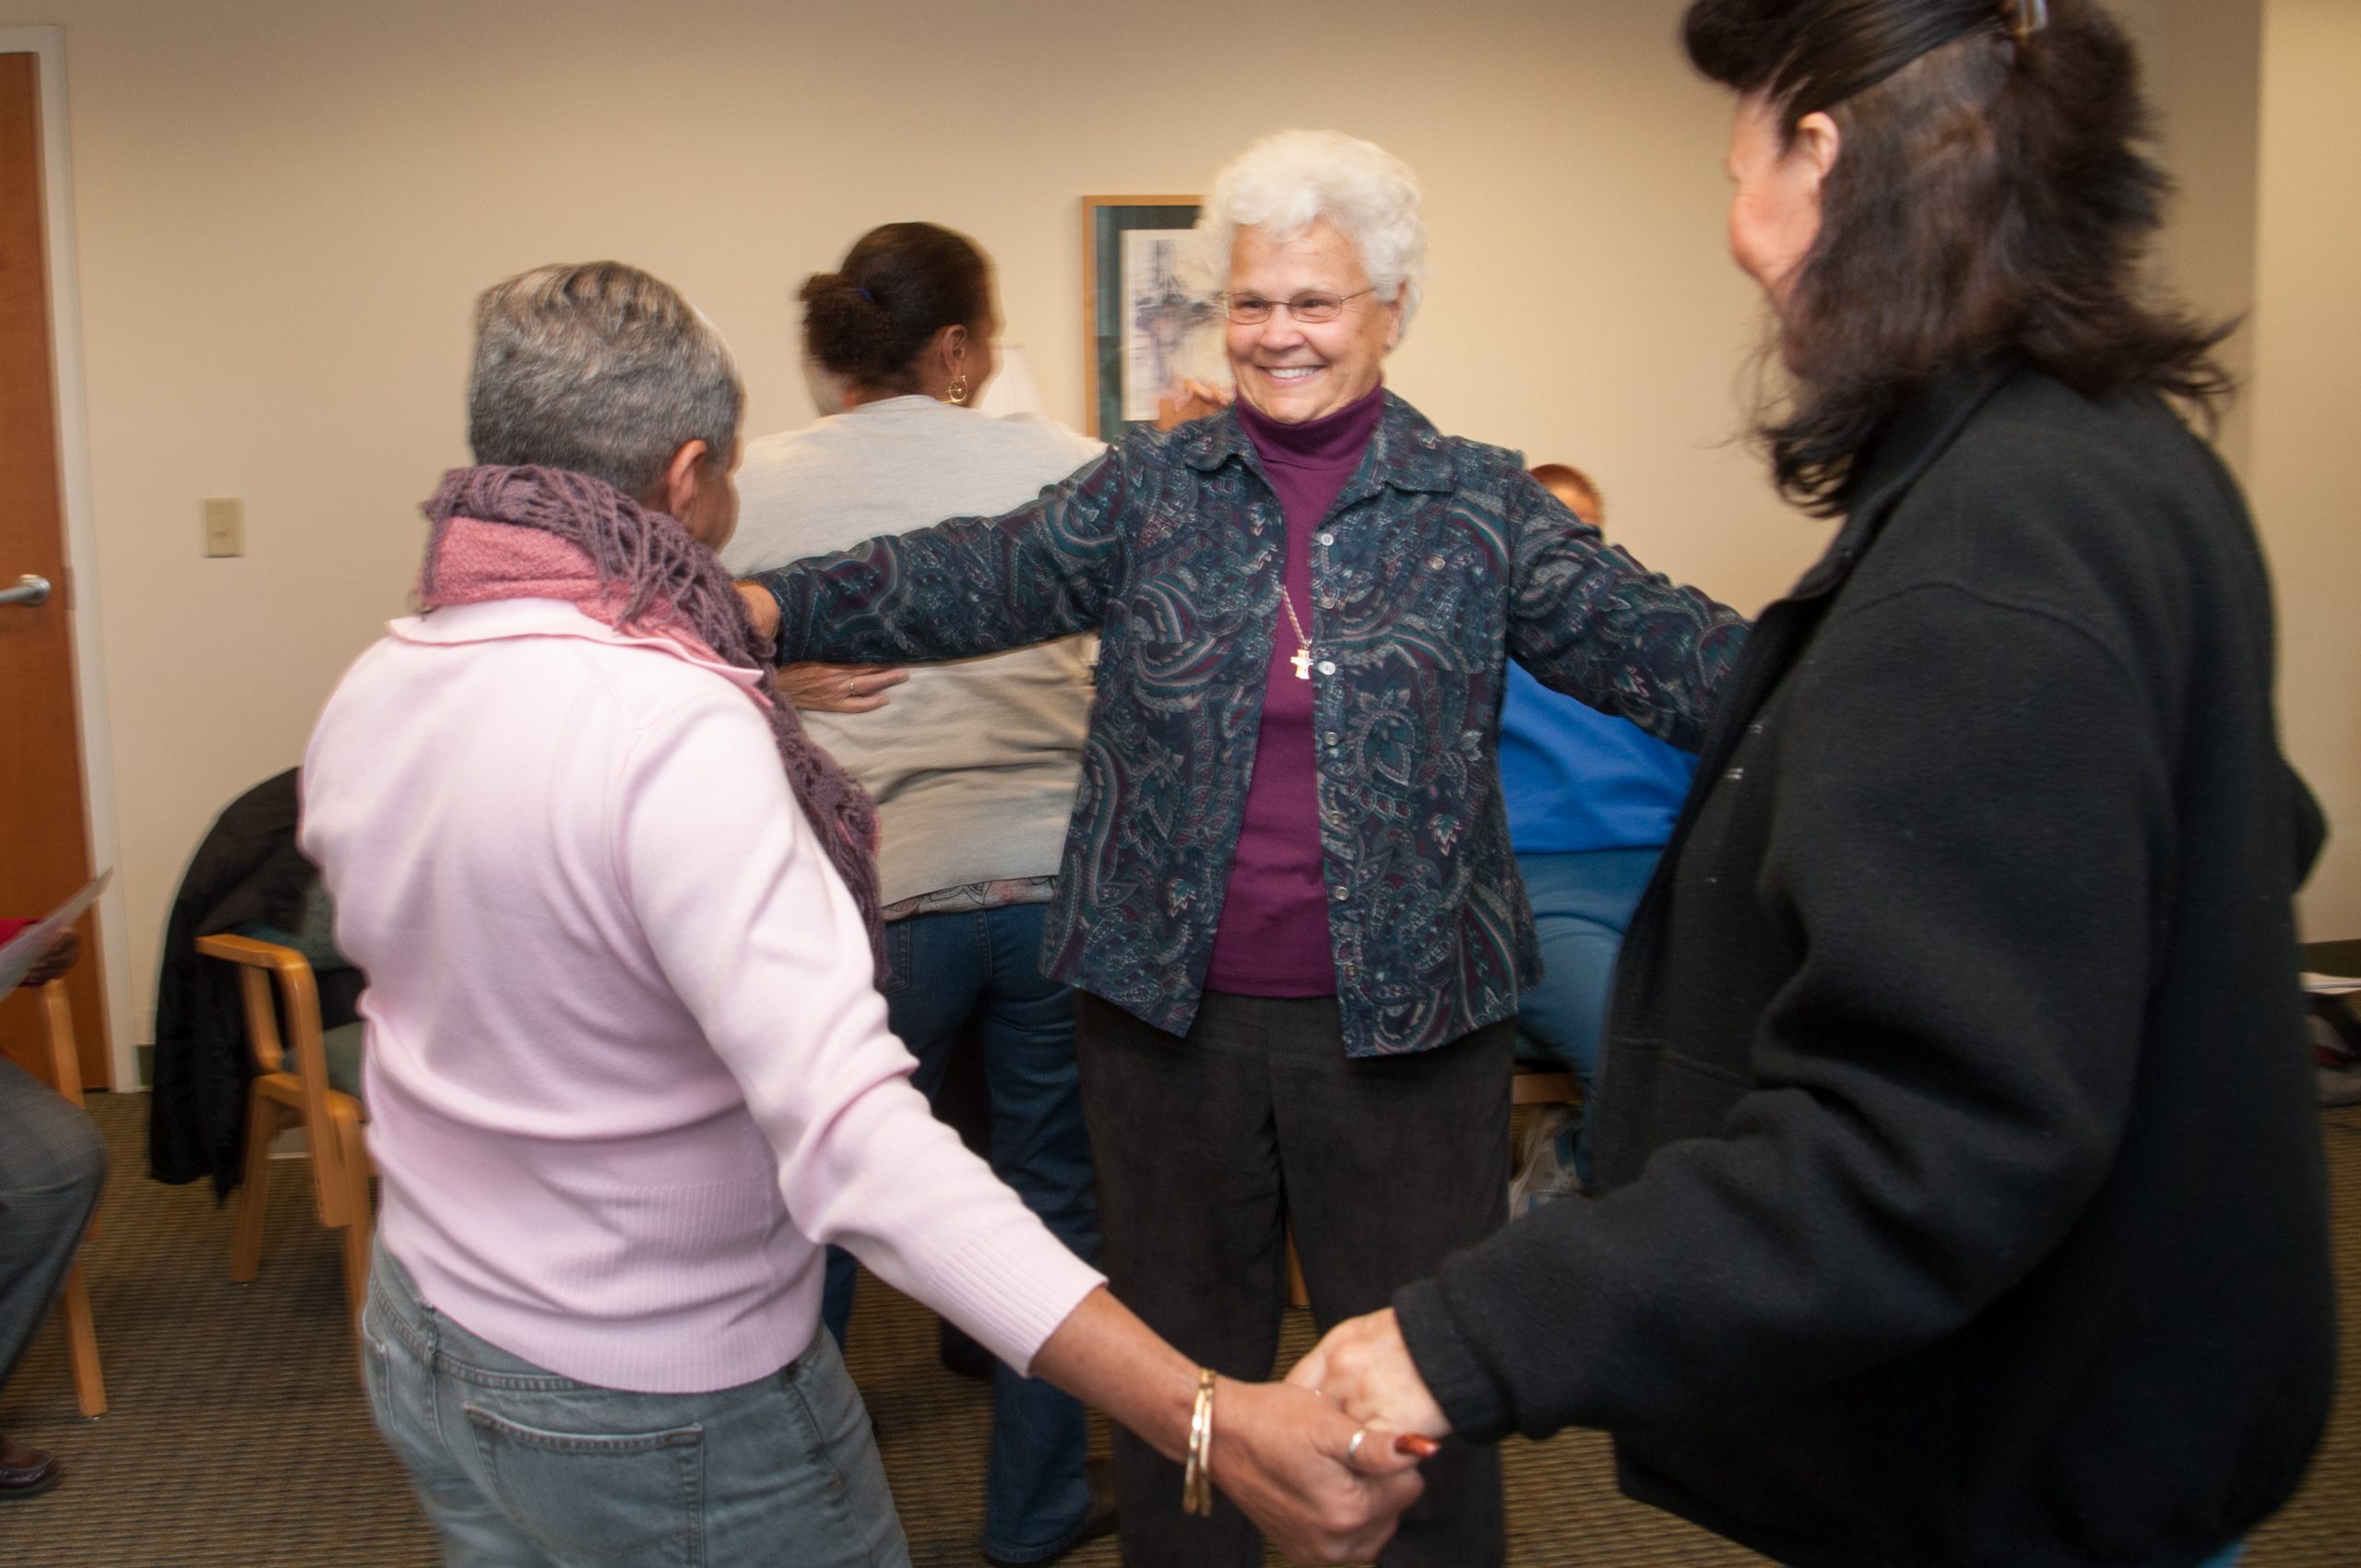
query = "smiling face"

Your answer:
(1225, 218), (1402, 424)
